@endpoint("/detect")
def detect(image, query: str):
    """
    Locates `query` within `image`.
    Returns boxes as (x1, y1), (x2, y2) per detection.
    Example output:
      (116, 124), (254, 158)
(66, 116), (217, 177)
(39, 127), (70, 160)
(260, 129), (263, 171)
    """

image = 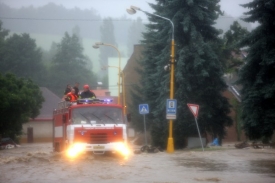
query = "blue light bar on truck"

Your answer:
(77, 98), (113, 104)
(103, 99), (113, 102)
